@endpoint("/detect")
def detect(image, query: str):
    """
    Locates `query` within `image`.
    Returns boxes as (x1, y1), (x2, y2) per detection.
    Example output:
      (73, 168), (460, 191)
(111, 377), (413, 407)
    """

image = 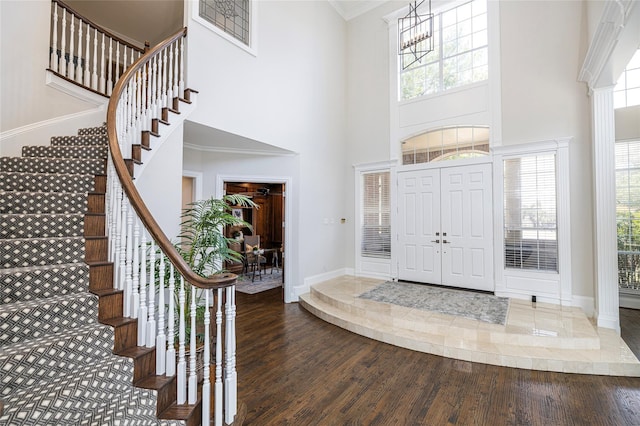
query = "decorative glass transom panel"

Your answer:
(401, 126), (489, 165)
(199, 0), (251, 46)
